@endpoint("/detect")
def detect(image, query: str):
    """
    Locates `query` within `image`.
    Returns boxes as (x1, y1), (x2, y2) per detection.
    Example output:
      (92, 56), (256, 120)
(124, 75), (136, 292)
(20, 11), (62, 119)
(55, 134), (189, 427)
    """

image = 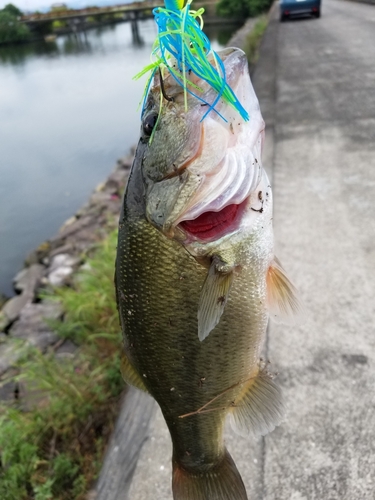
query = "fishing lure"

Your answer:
(134, 0), (249, 122)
